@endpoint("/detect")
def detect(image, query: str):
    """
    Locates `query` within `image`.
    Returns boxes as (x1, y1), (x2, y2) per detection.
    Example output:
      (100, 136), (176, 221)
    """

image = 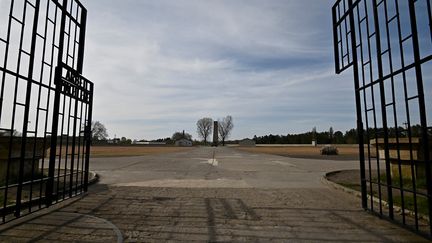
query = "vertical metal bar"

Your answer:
(372, 0), (394, 219)
(363, 0), (383, 215)
(69, 96), (78, 197)
(62, 95), (72, 200)
(77, 8), (91, 192)
(348, 0), (368, 209)
(77, 8), (86, 75)
(80, 99), (88, 191)
(1, 0), (15, 223)
(39, 0), (56, 208)
(381, 0), (406, 224)
(62, 3), (74, 199)
(356, 2), (375, 212)
(57, 94), (66, 201)
(35, 0), (50, 210)
(394, 0), (419, 228)
(15, 0), (39, 217)
(22, 0), (41, 215)
(427, 0), (432, 44)
(343, 0), (351, 65)
(46, 0), (68, 206)
(83, 82), (92, 192)
(333, 6), (341, 74)
(408, 0), (432, 234)
(76, 100), (83, 193)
